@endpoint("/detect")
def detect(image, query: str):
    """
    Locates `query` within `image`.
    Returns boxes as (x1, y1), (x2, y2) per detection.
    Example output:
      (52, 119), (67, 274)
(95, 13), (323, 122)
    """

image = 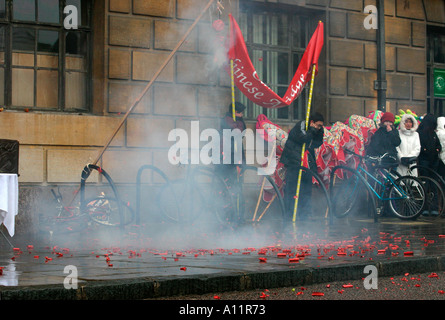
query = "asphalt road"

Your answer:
(153, 271), (445, 301)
